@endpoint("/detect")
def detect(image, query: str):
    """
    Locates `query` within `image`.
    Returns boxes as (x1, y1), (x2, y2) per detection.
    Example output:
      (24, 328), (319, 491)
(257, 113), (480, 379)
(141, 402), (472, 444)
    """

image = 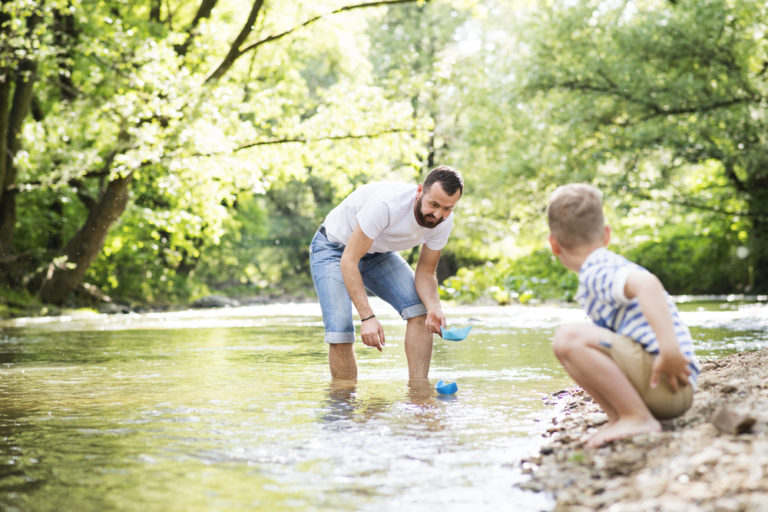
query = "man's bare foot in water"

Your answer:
(586, 417), (661, 448)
